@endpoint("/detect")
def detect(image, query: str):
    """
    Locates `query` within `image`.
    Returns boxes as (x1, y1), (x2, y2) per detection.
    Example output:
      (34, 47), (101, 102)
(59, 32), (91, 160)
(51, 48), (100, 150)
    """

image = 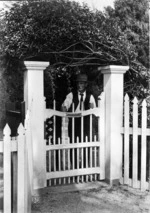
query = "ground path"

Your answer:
(32, 181), (150, 213)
